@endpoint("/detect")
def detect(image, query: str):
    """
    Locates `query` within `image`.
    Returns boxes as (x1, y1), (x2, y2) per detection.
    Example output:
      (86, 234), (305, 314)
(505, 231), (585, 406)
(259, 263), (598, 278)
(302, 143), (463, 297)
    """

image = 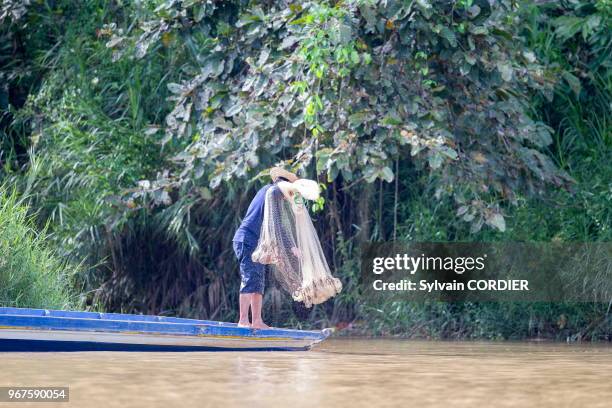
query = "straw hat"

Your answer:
(270, 167), (298, 183)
